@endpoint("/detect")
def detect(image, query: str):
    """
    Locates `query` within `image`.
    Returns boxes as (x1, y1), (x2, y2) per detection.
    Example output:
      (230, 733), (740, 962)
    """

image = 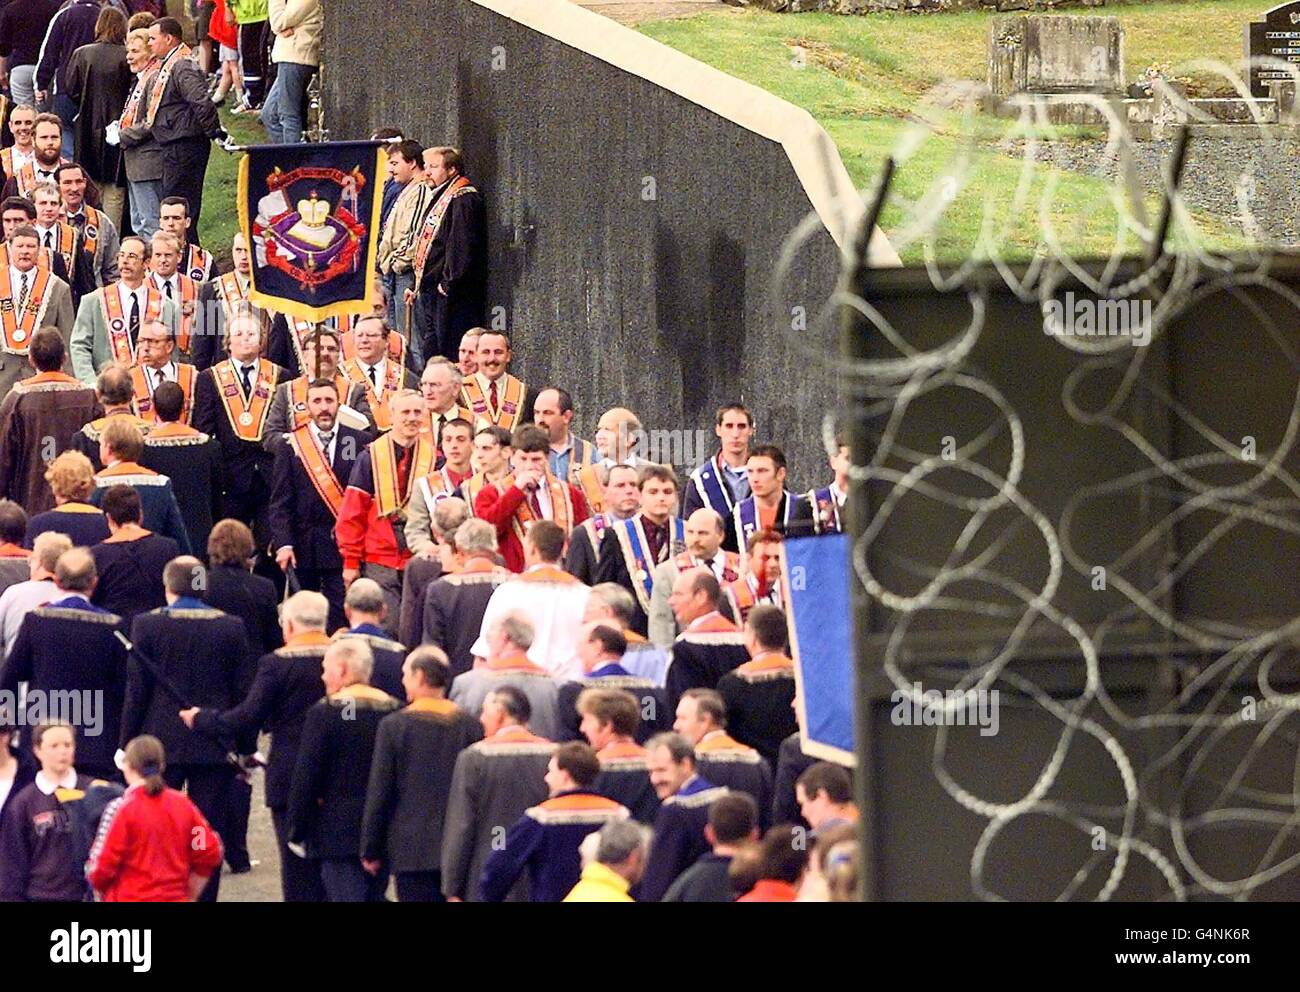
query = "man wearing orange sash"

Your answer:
(0, 328), (97, 513)
(192, 310), (287, 572)
(404, 416), (474, 559)
(0, 106), (38, 191)
(70, 235), (179, 384)
(158, 196), (212, 281)
(723, 528), (785, 627)
(58, 162), (119, 290)
(409, 146), (486, 364)
(420, 356), (473, 449)
(564, 463), (641, 586)
(459, 330), (535, 434)
(147, 230), (198, 358)
(28, 184), (81, 302)
(534, 386), (602, 514)
(456, 329), (478, 379)
(475, 424), (590, 574)
(270, 379), (366, 633)
(263, 326), (370, 454)
(130, 318), (196, 424)
(0, 224), (75, 396)
(461, 425), (512, 519)
(336, 389), (435, 634)
(0, 113), (65, 200)
(192, 232), (255, 371)
(338, 314), (417, 432)
(1, 196), (74, 290)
